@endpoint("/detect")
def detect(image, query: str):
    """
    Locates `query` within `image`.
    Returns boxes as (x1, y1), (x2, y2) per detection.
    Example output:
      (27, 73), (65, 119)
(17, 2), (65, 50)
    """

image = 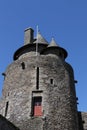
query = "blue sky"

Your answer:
(0, 0), (87, 111)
